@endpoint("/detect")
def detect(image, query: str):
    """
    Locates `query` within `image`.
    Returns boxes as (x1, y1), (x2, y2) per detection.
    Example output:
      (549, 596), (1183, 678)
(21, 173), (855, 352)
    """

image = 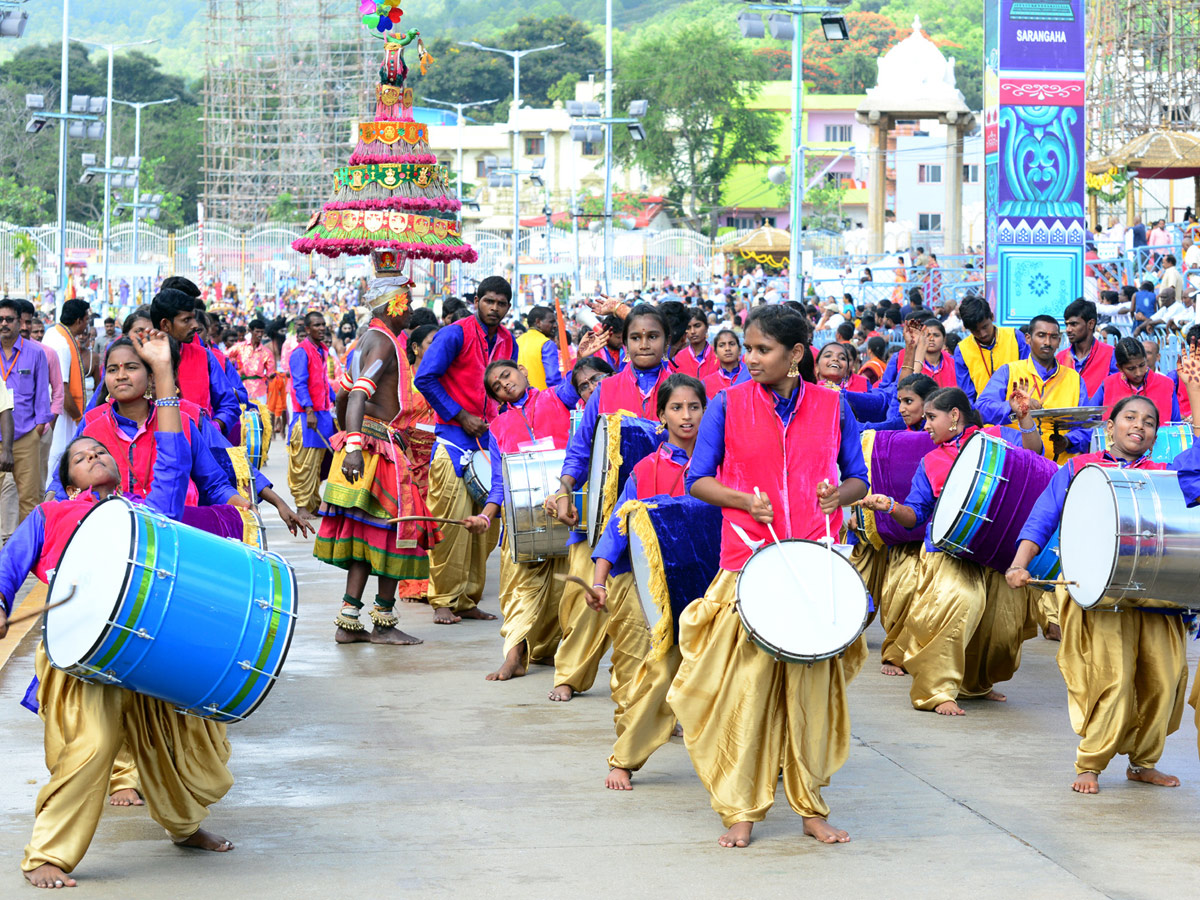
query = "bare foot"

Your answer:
(672, 722), (683, 738)
(458, 607), (497, 621)
(486, 647), (527, 681)
(109, 788), (143, 807)
(934, 700), (965, 716)
(803, 817), (850, 843)
(173, 828), (234, 852)
(718, 821), (753, 848)
(1127, 766), (1180, 787)
(335, 626), (371, 644)
(1044, 623), (1061, 642)
(548, 684), (575, 702)
(433, 608), (462, 625)
(24, 863), (76, 889)
(1072, 771), (1099, 794)
(981, 690), (1006, 702)
(369, 625), (422, 645)
(880, 663), (906, 676)
(606, 767), (633, 790)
